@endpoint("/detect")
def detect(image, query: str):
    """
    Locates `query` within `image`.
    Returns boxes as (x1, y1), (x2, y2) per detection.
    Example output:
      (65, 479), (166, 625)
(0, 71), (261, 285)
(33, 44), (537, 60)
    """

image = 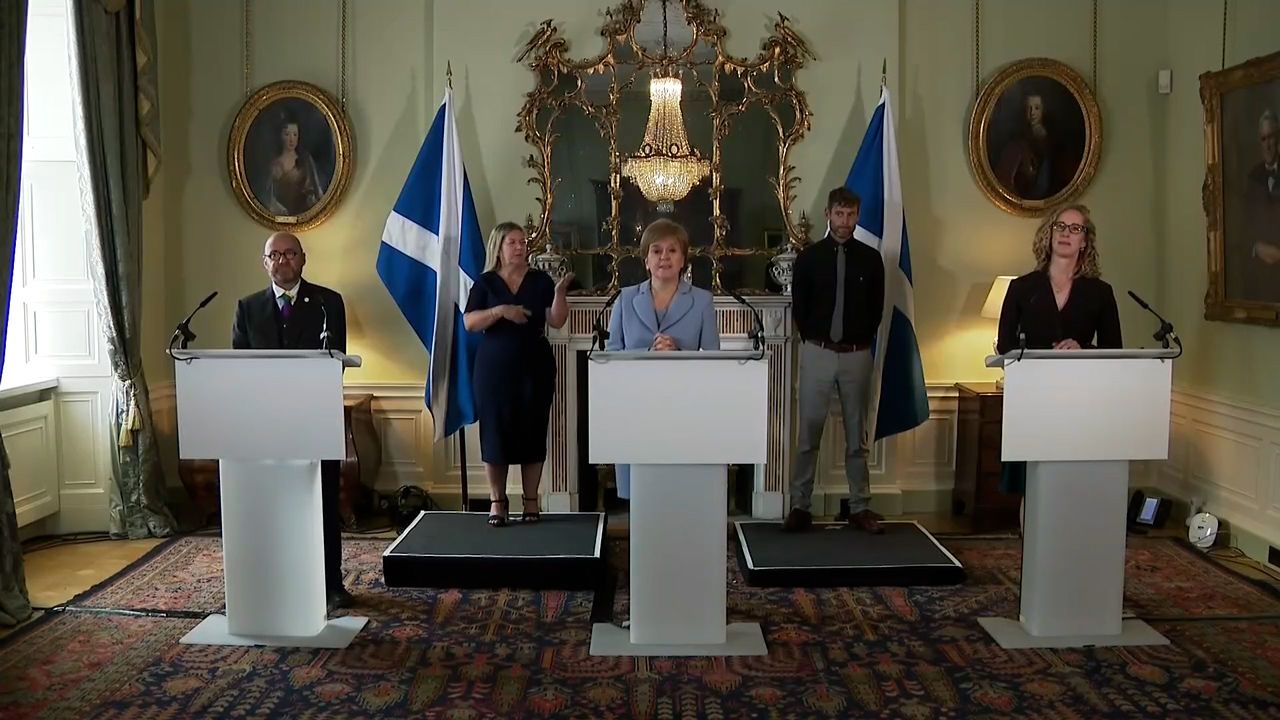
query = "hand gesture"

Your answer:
(1053, 338), (1082, 350)
(651, 333), (678, 352)
(498, 304), (532, 324)
(554, 272), (576, 296)
(1255, 242), (1280, 265)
